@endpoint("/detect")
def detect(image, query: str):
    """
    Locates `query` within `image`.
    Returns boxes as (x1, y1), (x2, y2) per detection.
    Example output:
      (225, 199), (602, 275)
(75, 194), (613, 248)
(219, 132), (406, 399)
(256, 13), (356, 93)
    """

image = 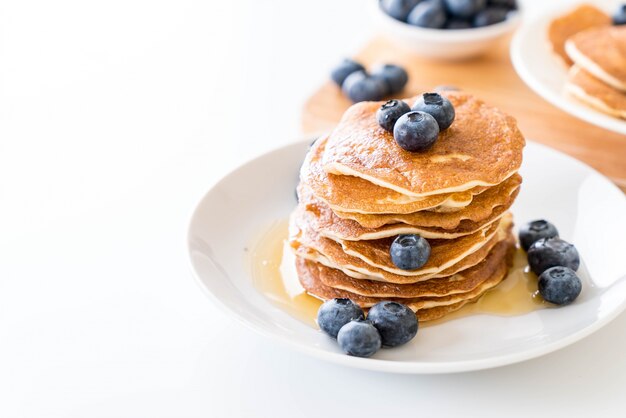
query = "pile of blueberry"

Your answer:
(519, 220), (582, 305)
(614, 4), (626, 25)
(377, 92), (455, 152)
(318, 298), (418, 358)
(331, 59), (409, 102)
(380, 0), (517, 29)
